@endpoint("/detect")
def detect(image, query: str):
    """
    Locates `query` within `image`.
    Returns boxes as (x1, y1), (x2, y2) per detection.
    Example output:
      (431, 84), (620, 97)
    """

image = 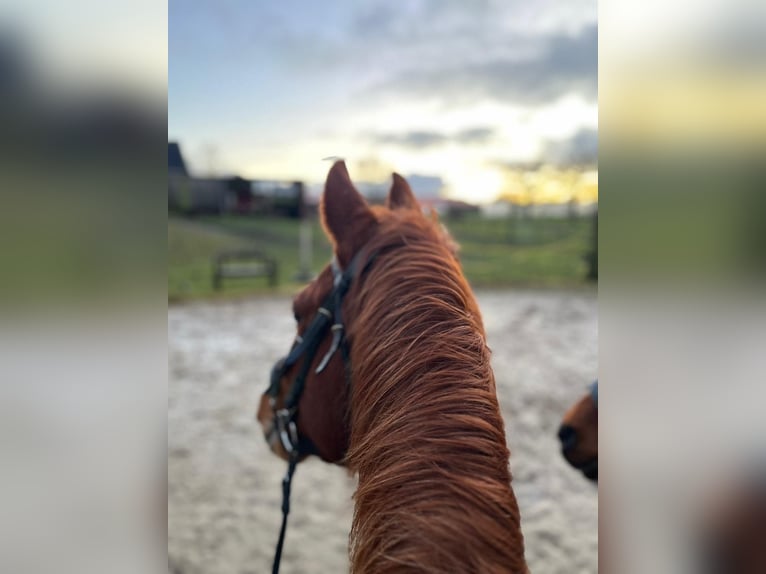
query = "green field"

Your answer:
(168, 213), (596, 302)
